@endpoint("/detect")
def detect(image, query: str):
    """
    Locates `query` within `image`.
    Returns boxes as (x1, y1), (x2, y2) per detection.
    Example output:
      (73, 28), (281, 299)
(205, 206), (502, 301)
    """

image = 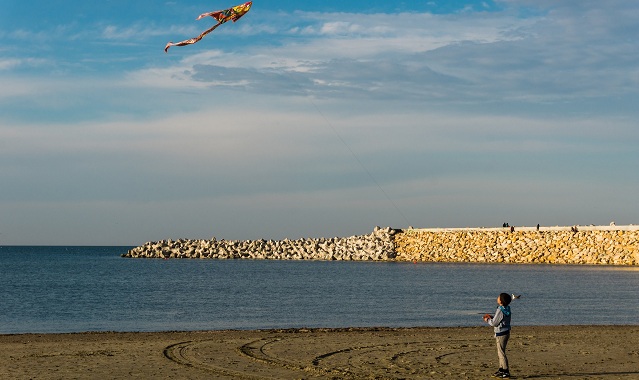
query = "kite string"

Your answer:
(285, 72), (411, 227)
